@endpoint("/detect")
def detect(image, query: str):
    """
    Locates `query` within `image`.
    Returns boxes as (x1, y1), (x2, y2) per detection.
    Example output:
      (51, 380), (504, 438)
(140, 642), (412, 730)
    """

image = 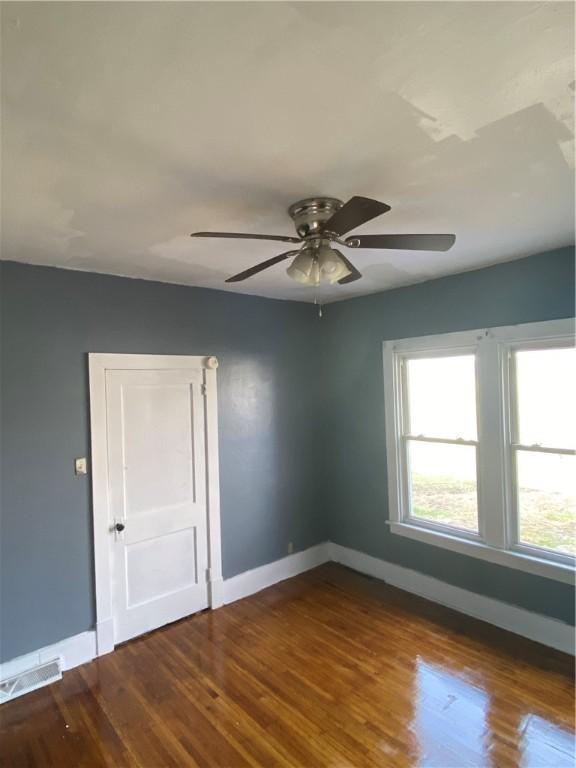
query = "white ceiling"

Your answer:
(1, 2), (574, 303)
